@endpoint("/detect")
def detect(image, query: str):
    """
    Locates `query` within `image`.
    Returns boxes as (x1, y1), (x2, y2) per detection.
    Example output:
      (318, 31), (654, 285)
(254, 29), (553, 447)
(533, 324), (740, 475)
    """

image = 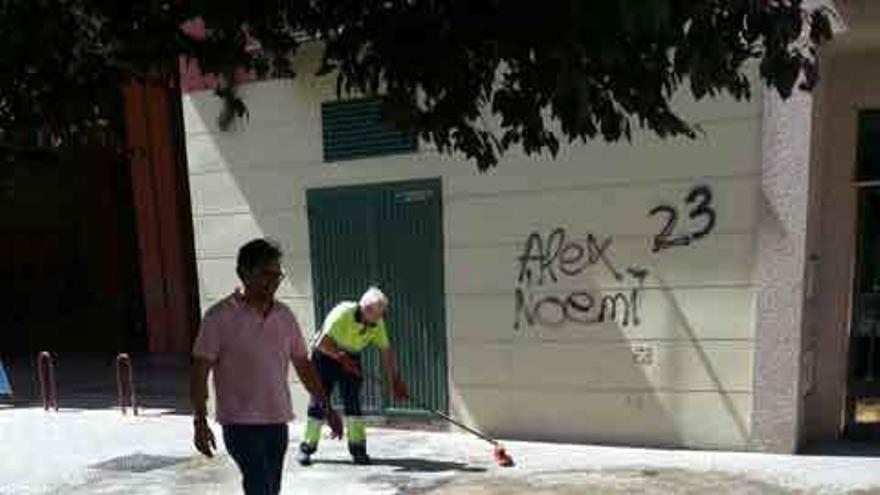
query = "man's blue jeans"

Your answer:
(222, 424), (289, 495)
